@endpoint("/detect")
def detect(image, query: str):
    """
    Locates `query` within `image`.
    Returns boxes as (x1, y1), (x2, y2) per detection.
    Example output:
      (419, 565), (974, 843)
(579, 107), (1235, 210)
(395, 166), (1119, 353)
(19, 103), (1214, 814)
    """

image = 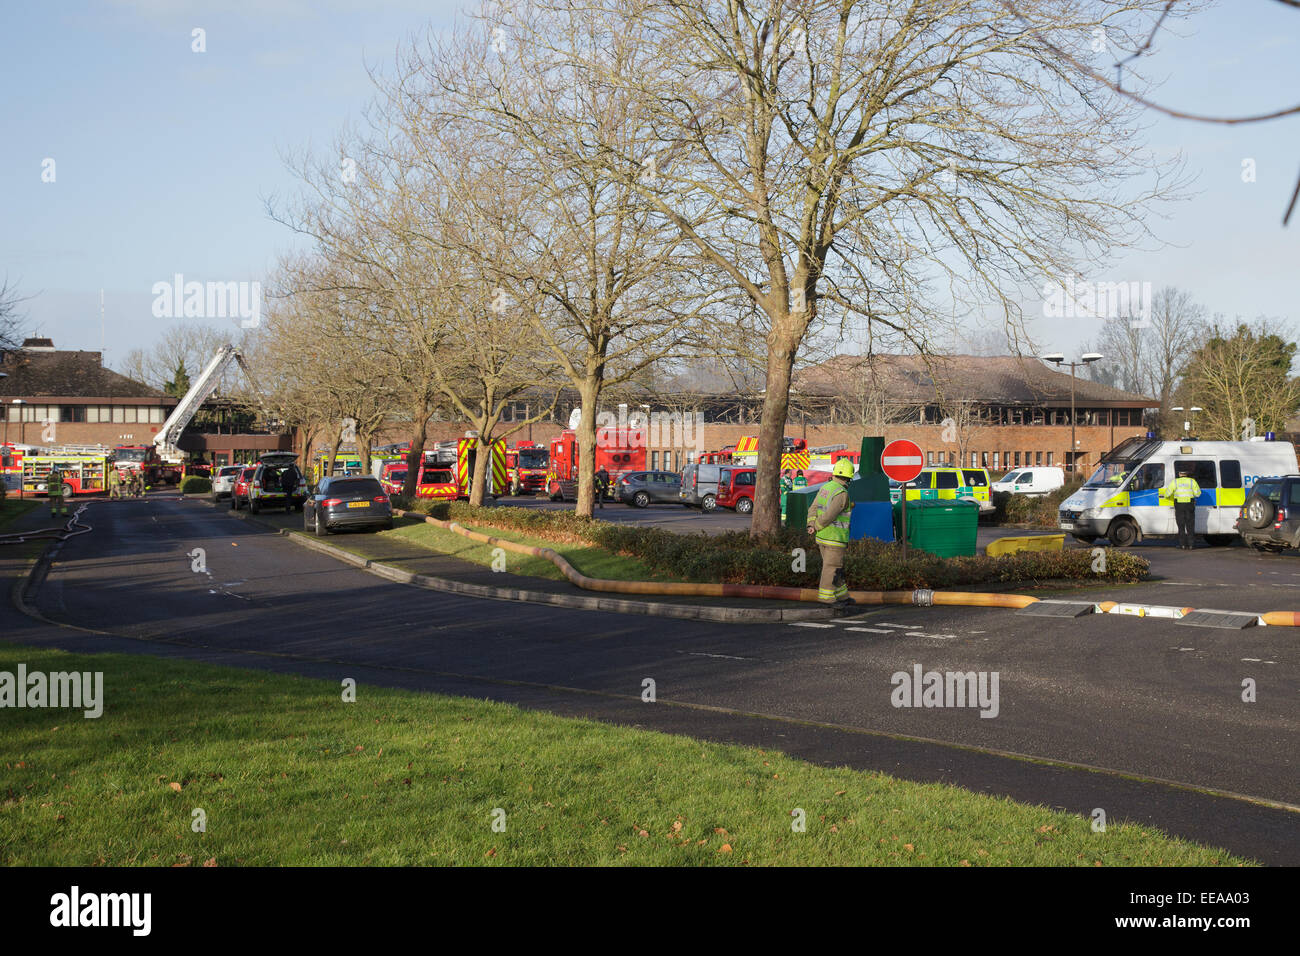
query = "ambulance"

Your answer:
(1057, 436), (1299, 547)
